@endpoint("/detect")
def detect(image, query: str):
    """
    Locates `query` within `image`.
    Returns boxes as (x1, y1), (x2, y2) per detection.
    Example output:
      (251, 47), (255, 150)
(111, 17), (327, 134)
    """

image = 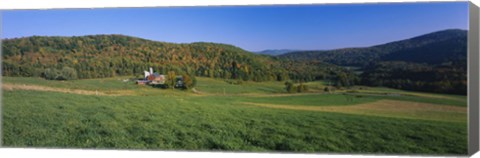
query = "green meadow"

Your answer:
(1, 76), (467, 155)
